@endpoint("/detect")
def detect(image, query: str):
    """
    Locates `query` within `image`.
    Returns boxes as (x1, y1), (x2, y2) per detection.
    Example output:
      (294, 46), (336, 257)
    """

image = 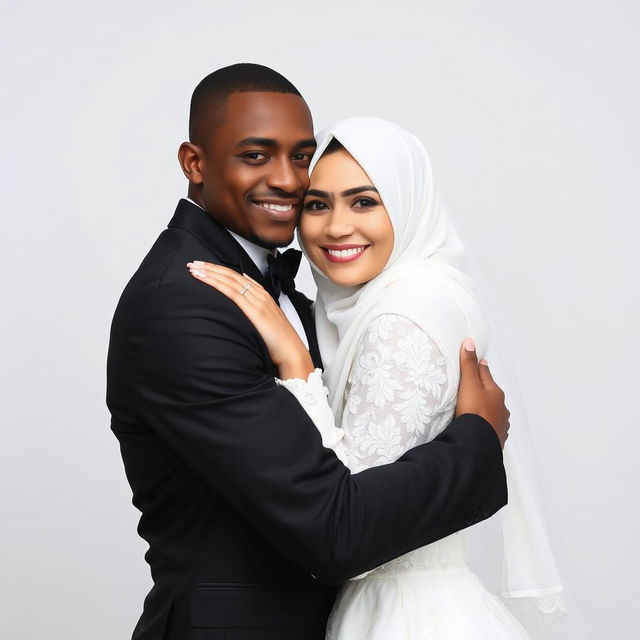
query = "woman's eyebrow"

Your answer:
(305, 185), (379, 200)
(306, 189), (332, 199)
(341, 185), (378, 197)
